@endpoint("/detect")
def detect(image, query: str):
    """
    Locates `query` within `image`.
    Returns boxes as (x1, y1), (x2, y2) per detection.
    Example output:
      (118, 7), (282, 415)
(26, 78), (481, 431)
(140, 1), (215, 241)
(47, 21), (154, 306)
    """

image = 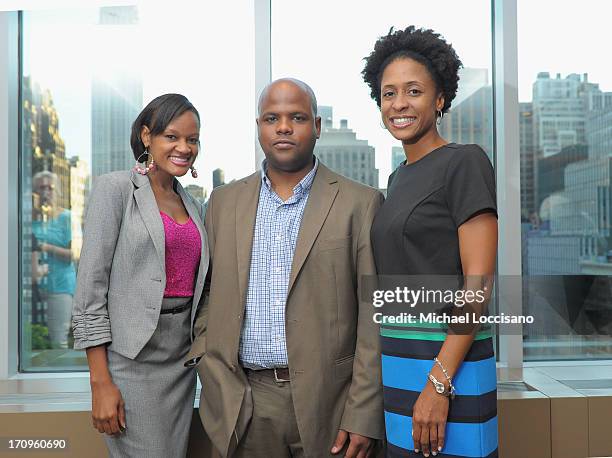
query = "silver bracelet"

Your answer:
(434, 357), (452, 383)
(433, 357), (456, 397)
